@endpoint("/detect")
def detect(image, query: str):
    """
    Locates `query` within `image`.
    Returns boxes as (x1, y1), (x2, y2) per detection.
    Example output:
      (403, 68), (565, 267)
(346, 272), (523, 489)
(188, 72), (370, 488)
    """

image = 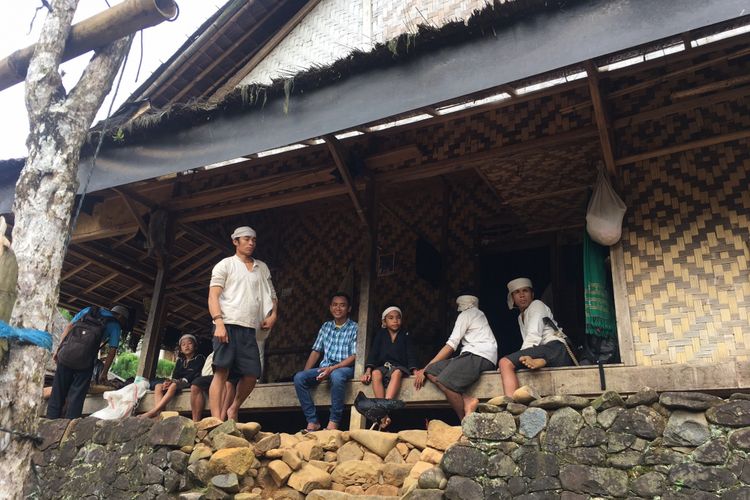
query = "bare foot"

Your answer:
(226, 405), (239, 422)
(325, 422), (339, 430)
(463, 396), (479, 417)
(519, 356), (547, 370)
